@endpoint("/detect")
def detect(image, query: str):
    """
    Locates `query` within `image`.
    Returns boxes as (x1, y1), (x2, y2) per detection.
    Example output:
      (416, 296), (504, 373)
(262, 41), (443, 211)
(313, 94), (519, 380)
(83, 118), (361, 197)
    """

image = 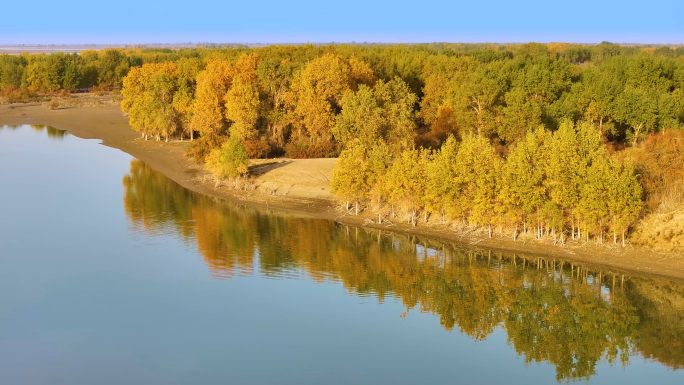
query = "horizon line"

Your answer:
(1, 42), (683, 47)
